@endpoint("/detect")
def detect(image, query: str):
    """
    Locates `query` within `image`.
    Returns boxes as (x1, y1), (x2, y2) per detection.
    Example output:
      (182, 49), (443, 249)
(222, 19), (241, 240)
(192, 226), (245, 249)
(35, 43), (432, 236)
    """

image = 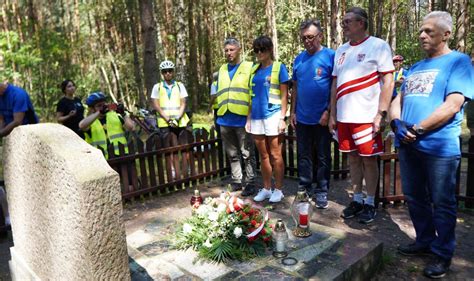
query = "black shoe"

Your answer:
(230, 183), (242, 192)
(398, 243), (432, 256)
(358, 204), (376, 224)
(241, 183), (256, 197)
(341, 201), (364, 219)
(423, 256), (451, 279)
